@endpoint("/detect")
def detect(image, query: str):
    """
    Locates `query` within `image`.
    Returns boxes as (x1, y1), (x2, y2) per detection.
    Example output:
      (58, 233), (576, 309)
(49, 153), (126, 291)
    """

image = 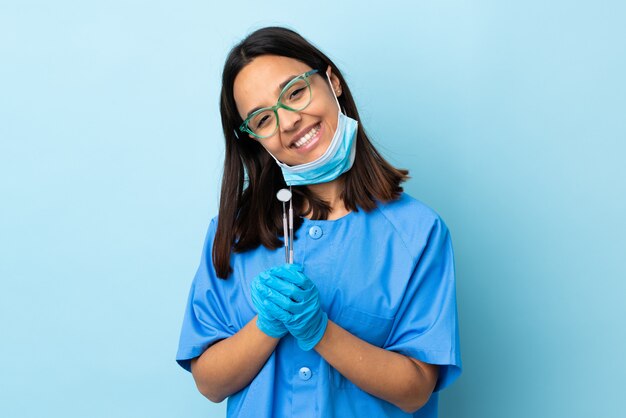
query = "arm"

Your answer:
(190, 315), (280, 403)
(315, 320), (439, 413)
